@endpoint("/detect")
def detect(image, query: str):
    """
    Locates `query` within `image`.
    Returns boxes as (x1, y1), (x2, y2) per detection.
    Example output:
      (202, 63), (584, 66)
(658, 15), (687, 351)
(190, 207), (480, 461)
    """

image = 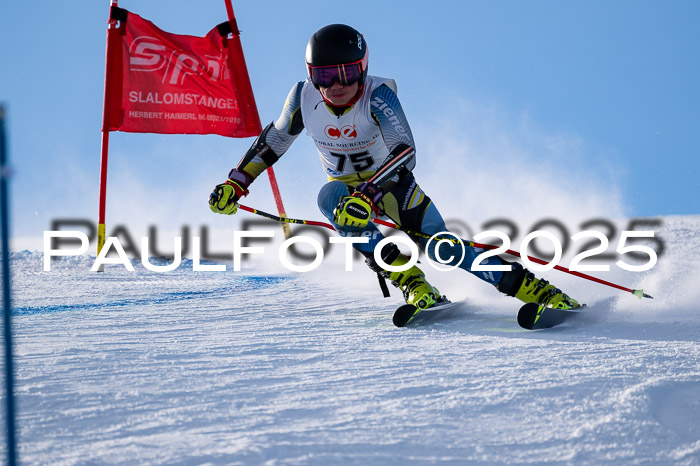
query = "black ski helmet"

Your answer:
(305, 24), (368, 88)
